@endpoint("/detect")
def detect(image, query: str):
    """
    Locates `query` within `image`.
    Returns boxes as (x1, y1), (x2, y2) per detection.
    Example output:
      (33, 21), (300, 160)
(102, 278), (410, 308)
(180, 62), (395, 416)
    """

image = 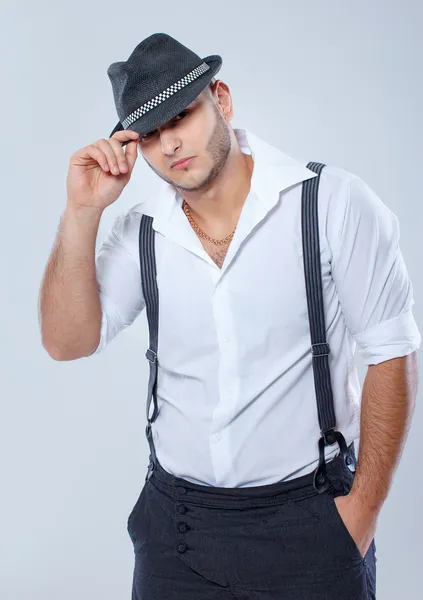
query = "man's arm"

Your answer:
(326, 173), (421, 557)
(335, 351), (419, 558)
(350, 351), (419, 513)
(38, 203), (104, 361)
